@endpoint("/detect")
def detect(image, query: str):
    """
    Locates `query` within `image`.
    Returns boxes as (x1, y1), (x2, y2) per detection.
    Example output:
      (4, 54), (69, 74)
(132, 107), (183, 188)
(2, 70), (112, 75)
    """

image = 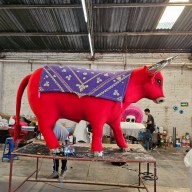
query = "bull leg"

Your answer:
(37, 117), (60, 149)
(109, 120), (128, 149)
(90, 121), (105, 154)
